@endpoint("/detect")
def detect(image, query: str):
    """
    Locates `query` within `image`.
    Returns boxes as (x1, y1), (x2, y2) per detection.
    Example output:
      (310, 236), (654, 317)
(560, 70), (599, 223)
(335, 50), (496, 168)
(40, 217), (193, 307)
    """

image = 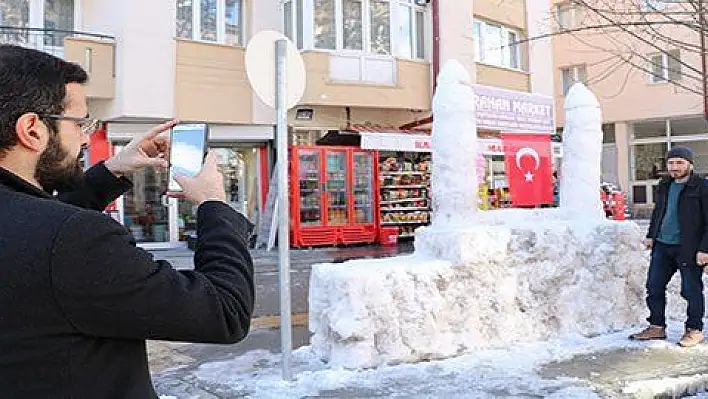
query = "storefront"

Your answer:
(628, 116), (708, 207)
(103, 122), (273, 248)
(284, 84), (558, 247)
